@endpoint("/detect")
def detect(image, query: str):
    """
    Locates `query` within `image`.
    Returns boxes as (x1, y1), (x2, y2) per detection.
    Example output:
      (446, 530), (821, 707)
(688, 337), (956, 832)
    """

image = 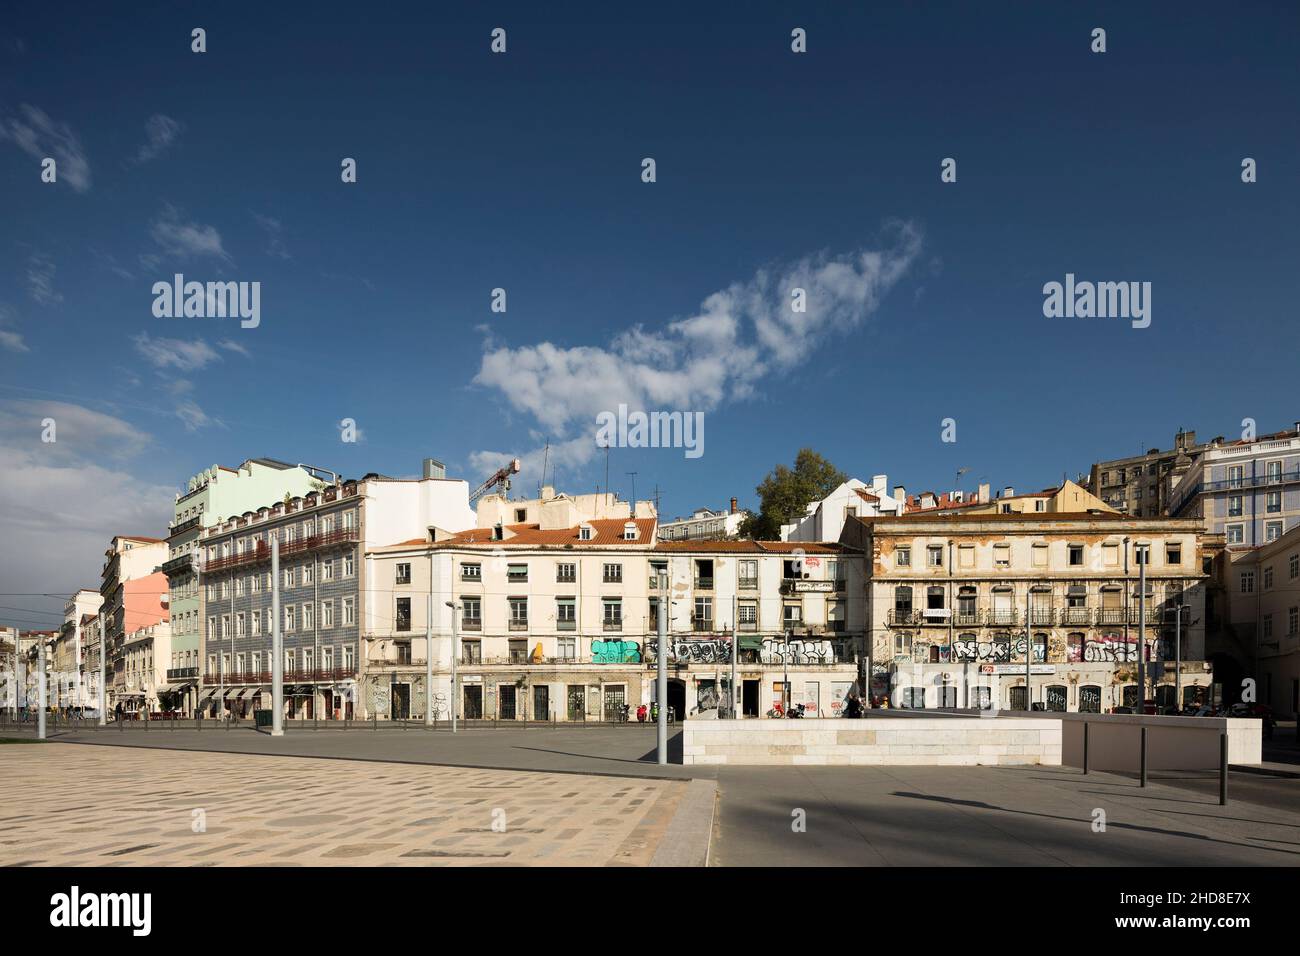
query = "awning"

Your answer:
(221, 688), (243, 700)
(197, 687), (219, 702)
(739, 635), (764, 651)
(239, 687), (262, 700)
